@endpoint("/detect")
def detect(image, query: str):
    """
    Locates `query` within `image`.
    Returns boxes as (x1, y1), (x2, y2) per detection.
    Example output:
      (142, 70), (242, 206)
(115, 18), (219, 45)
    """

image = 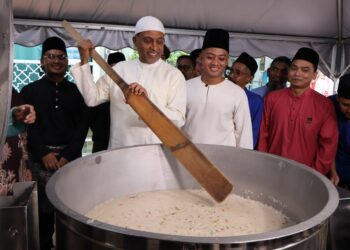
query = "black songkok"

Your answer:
(235, 52), (258, 75)
(292, 47), (319, 70)
(107, 52), (126, 65)
(41, 37), (67, 58)
(202, 29), (229, 53)
(338, 74), (350, 99)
